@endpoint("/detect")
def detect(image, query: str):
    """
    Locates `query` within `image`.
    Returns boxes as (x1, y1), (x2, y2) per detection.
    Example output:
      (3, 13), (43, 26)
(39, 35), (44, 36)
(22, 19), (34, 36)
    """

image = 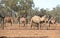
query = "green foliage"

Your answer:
(0, 0), (60, 23)
(4, 0), (34, 16)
